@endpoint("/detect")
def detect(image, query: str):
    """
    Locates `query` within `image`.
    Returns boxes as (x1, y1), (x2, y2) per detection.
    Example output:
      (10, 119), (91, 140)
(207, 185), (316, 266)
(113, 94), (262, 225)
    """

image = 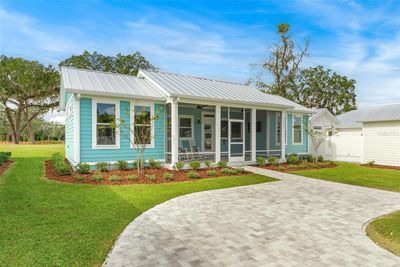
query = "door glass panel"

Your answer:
(231, 121), (243, 142)
(230, 143), (243, 157)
